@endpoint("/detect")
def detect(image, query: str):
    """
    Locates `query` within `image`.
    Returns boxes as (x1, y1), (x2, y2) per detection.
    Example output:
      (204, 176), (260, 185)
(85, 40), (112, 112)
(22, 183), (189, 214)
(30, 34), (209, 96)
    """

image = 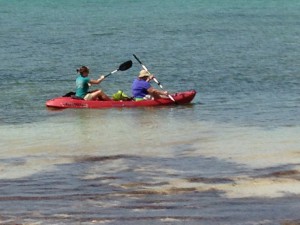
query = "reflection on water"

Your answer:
(0, 109), (300, 224)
